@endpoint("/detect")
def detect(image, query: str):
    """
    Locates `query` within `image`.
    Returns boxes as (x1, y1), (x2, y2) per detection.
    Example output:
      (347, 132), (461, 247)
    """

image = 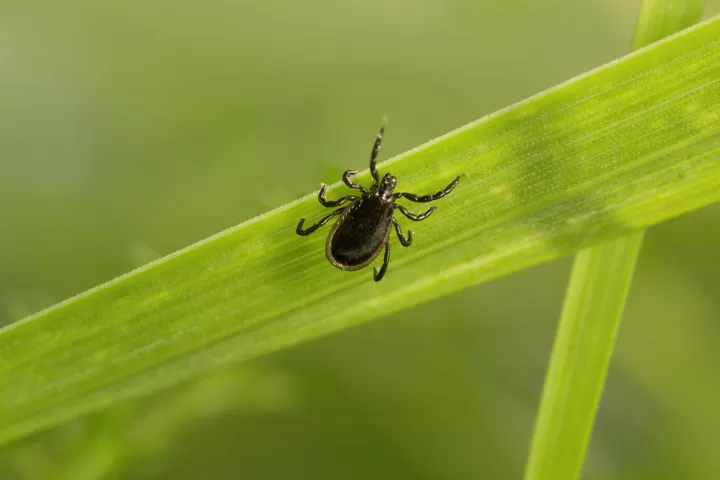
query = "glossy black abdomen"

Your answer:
(326, 195), (394, 270)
